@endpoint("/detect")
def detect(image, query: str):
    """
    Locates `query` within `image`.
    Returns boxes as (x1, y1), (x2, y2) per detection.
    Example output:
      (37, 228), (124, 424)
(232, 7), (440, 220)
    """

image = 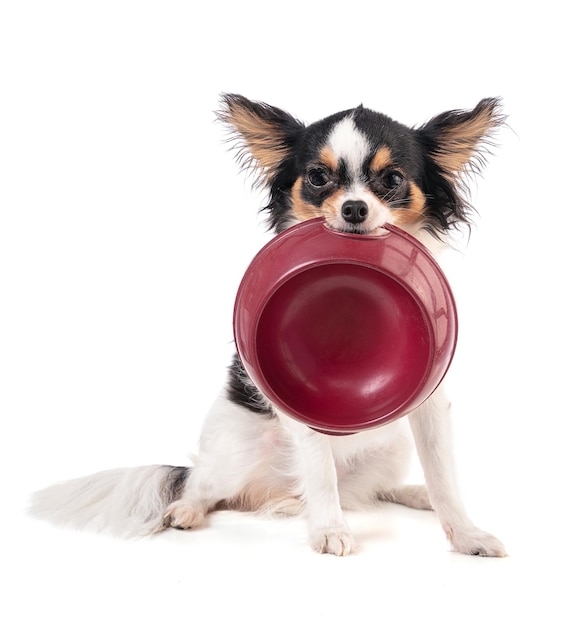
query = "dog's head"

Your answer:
(217, 94), (504, 239)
